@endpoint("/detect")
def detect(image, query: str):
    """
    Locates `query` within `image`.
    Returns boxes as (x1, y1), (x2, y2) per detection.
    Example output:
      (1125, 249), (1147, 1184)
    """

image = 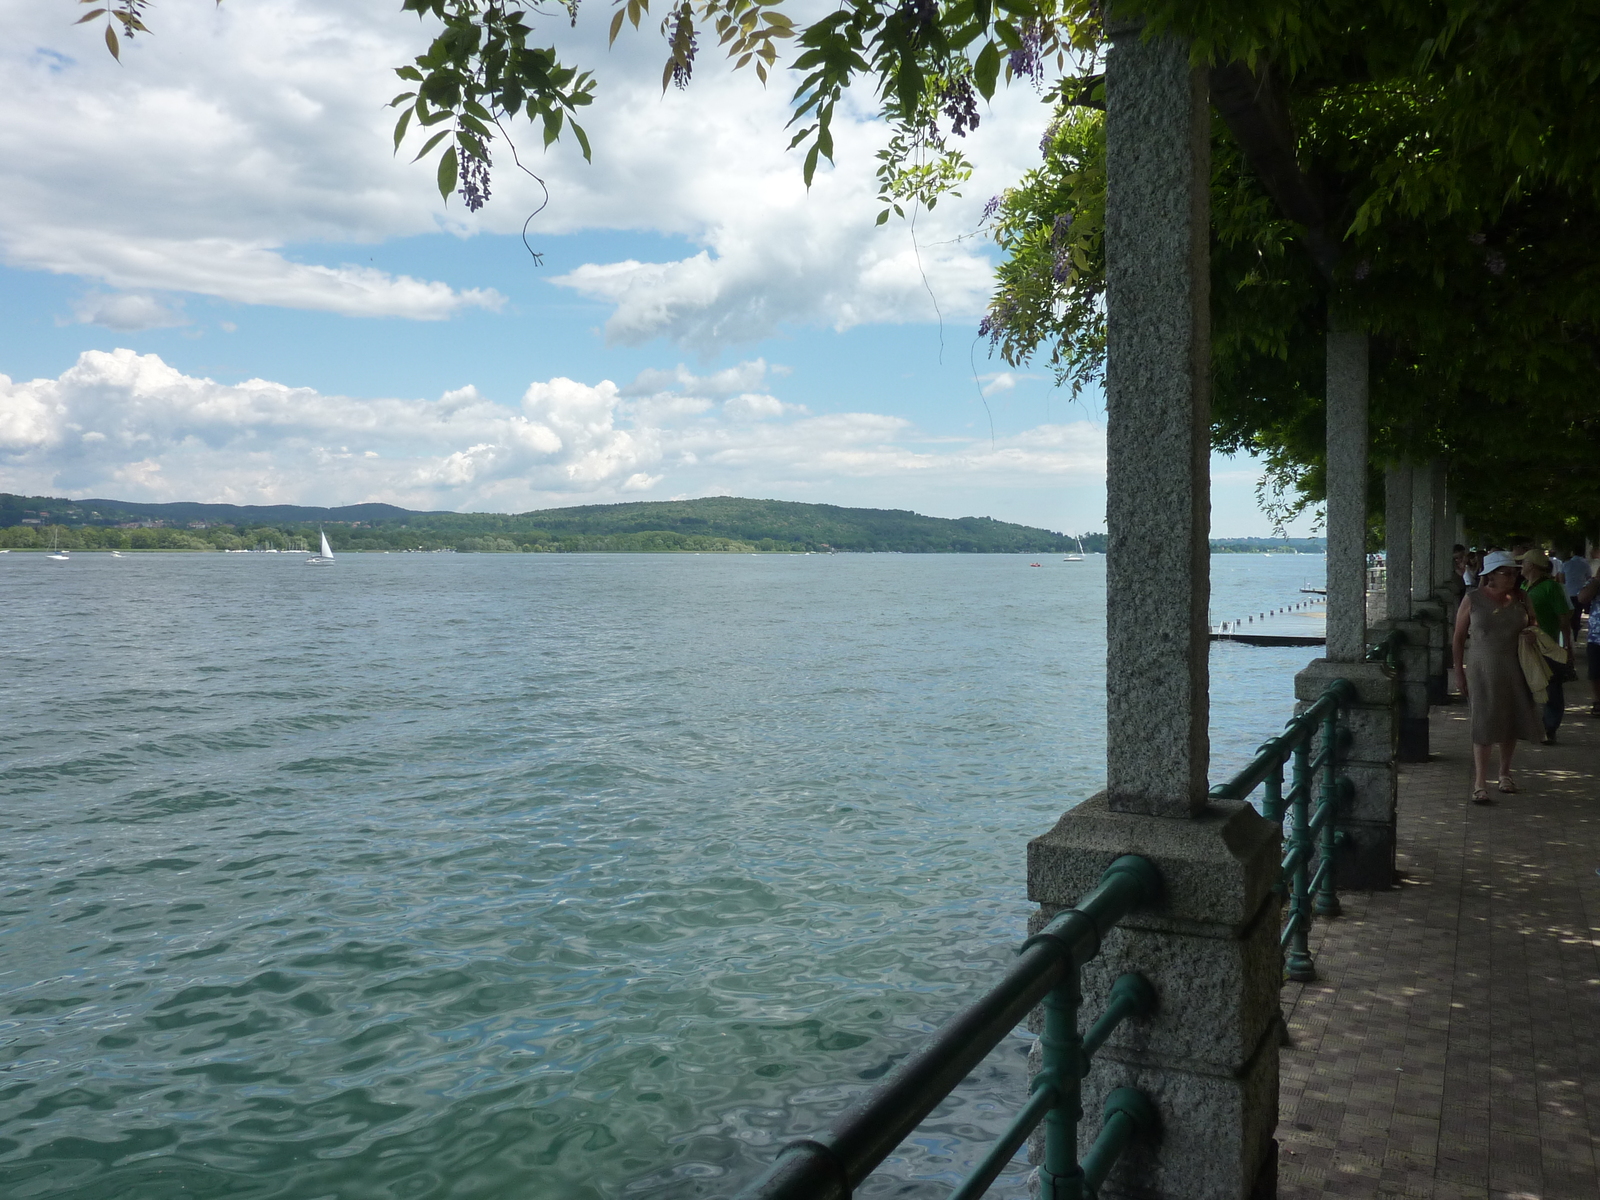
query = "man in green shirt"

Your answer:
(1522, 550), (1575, 743)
